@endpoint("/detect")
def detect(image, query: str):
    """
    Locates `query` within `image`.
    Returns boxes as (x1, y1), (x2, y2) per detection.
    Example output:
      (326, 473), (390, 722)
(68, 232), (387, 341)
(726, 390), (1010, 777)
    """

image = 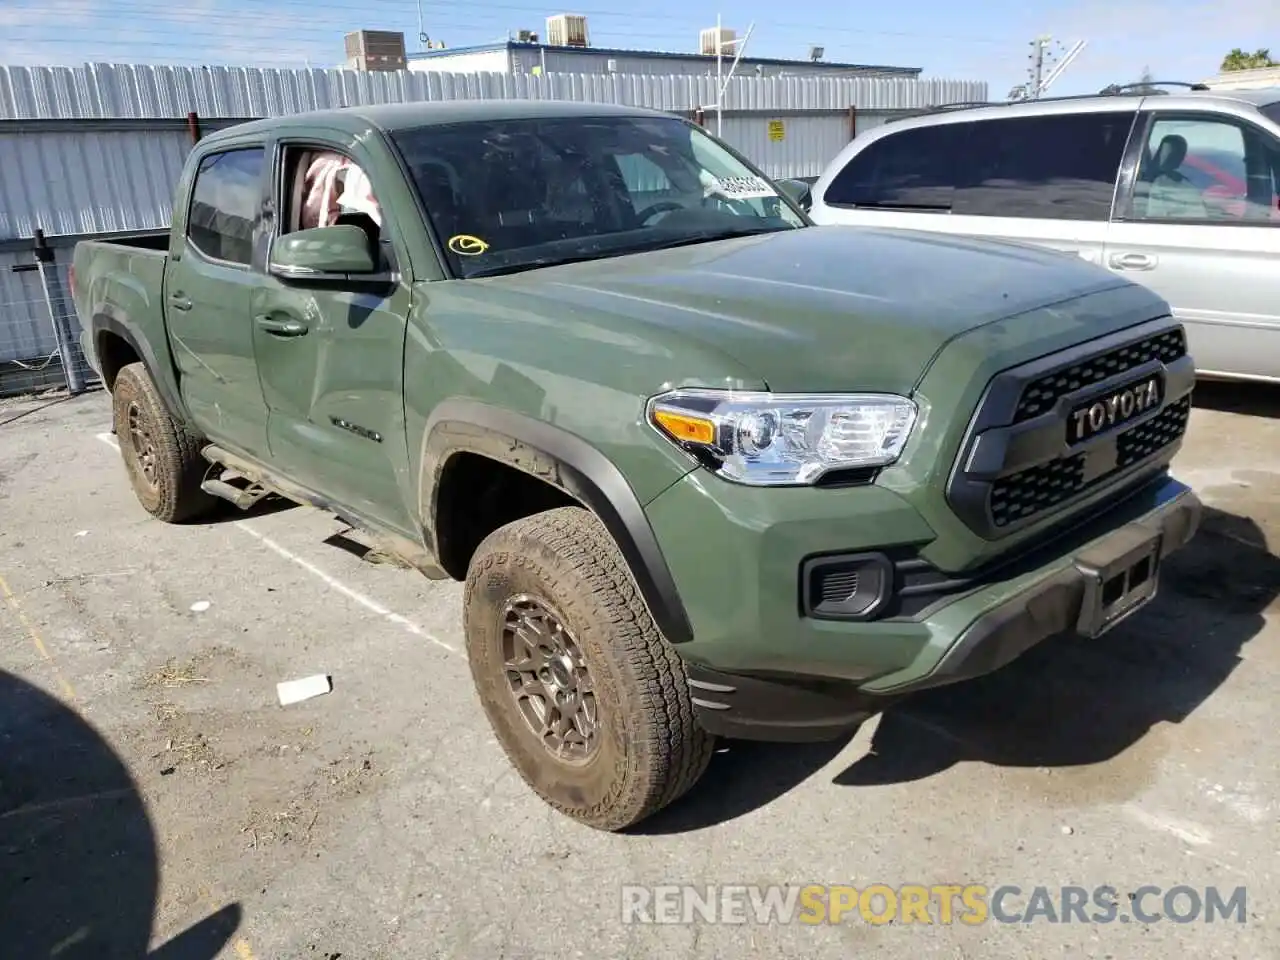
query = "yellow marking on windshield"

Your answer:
(448, 234), (490, 256)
